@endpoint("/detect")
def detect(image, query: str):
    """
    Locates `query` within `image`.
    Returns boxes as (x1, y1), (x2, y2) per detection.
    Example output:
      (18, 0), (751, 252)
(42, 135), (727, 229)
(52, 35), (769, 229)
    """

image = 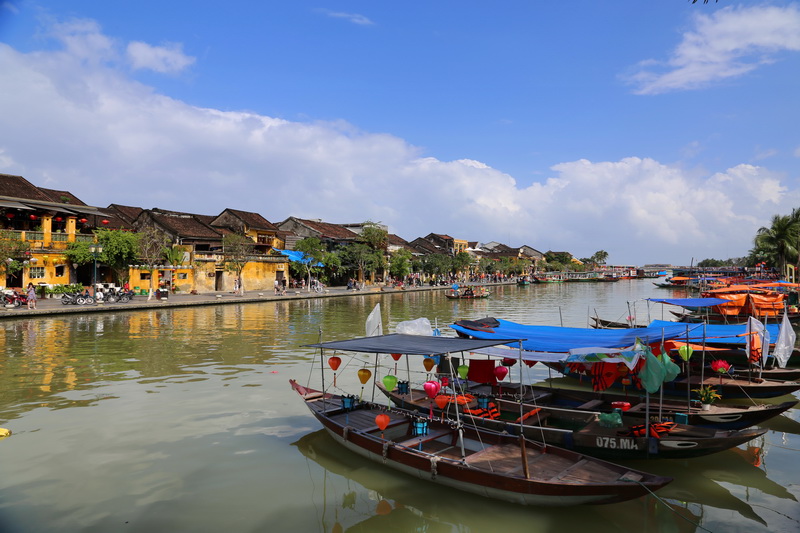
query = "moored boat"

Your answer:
(291, 379), (672, 505)
(377, 382), (768, 460)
